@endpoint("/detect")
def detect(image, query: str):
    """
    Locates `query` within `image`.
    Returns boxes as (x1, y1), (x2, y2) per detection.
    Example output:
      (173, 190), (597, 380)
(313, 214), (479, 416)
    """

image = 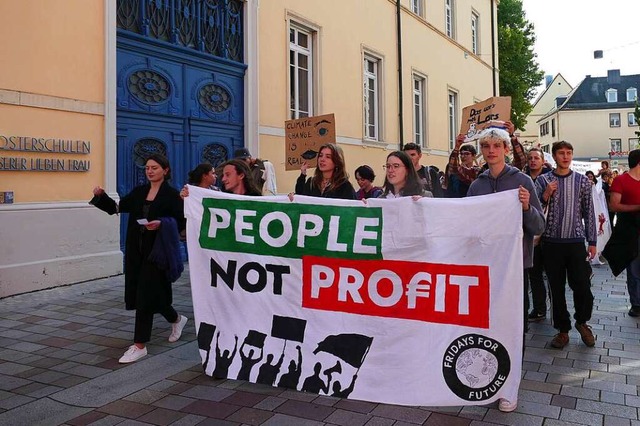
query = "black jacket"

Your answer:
(603, 212), (640, 276)
(295, 174), (356, 200)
